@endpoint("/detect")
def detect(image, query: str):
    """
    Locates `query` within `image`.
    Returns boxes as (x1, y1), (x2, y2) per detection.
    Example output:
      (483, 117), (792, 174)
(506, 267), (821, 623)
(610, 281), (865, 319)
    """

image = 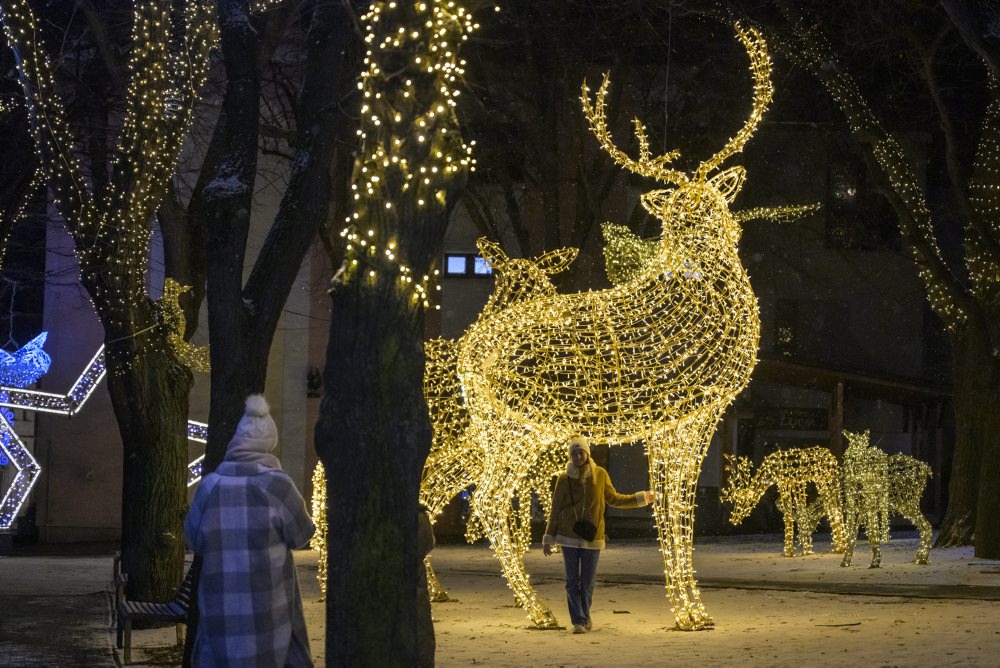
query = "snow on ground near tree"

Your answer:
(126, 534), (1000, 666)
